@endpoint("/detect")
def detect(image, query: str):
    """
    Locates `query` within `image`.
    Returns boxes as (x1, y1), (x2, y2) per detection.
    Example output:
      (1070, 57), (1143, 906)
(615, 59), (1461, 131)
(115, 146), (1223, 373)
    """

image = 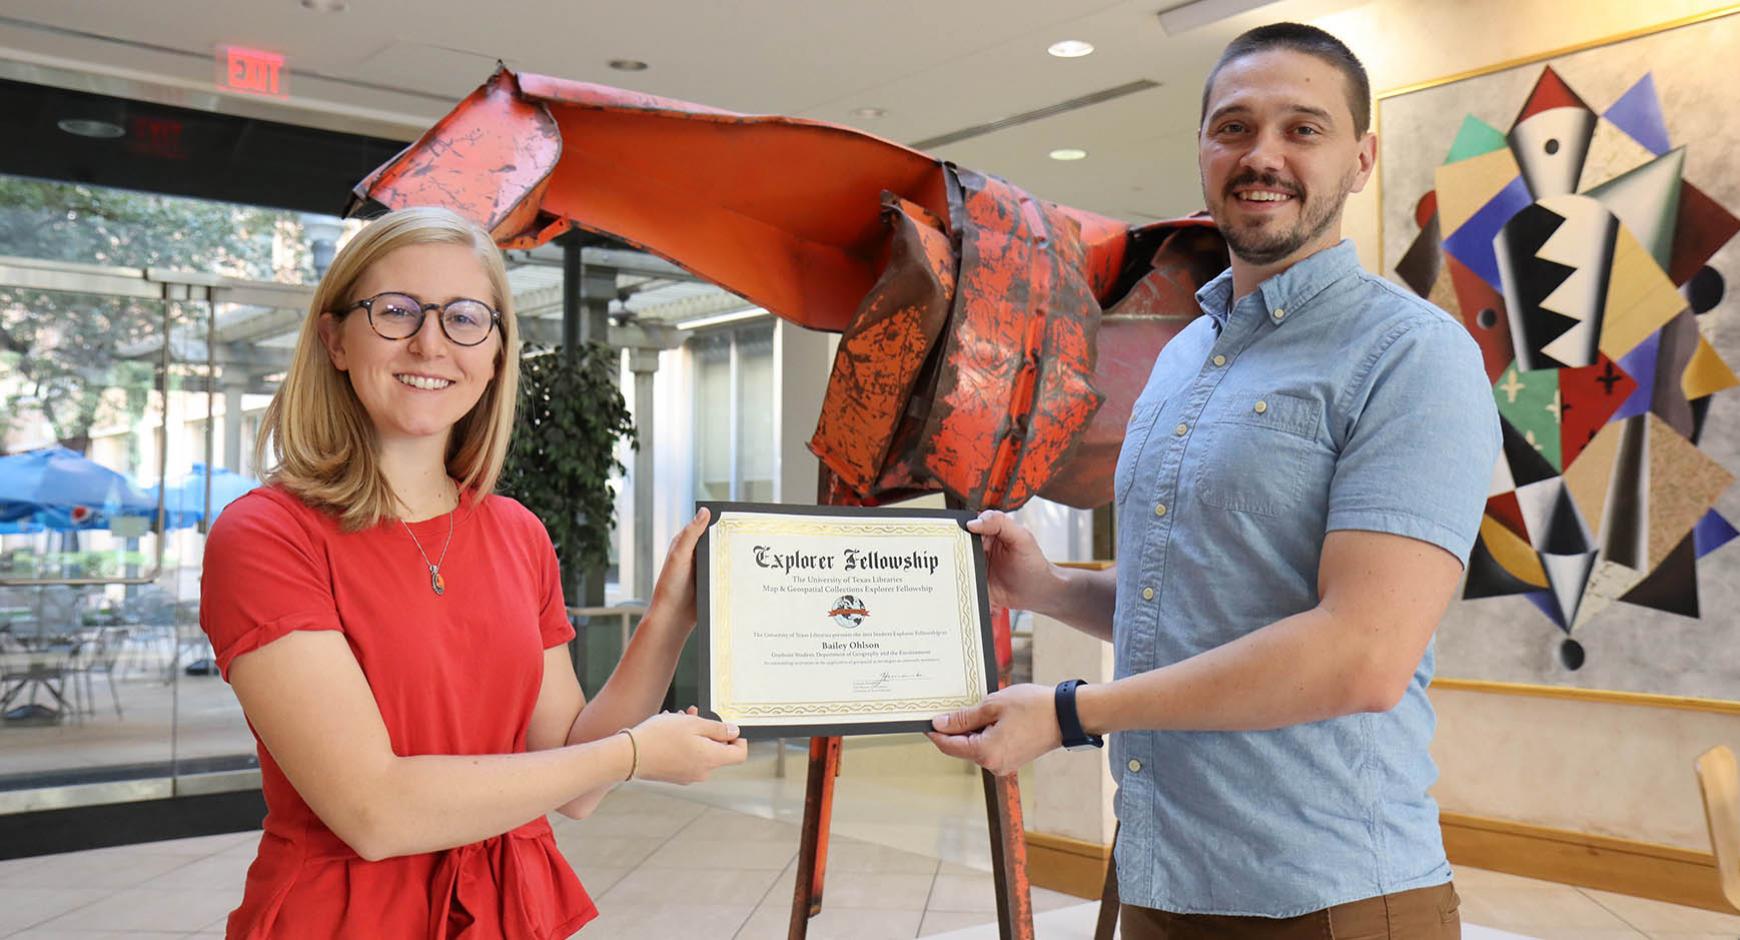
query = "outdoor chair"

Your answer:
(66, 625), (126, 718)
(1, 626), (72, 723)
